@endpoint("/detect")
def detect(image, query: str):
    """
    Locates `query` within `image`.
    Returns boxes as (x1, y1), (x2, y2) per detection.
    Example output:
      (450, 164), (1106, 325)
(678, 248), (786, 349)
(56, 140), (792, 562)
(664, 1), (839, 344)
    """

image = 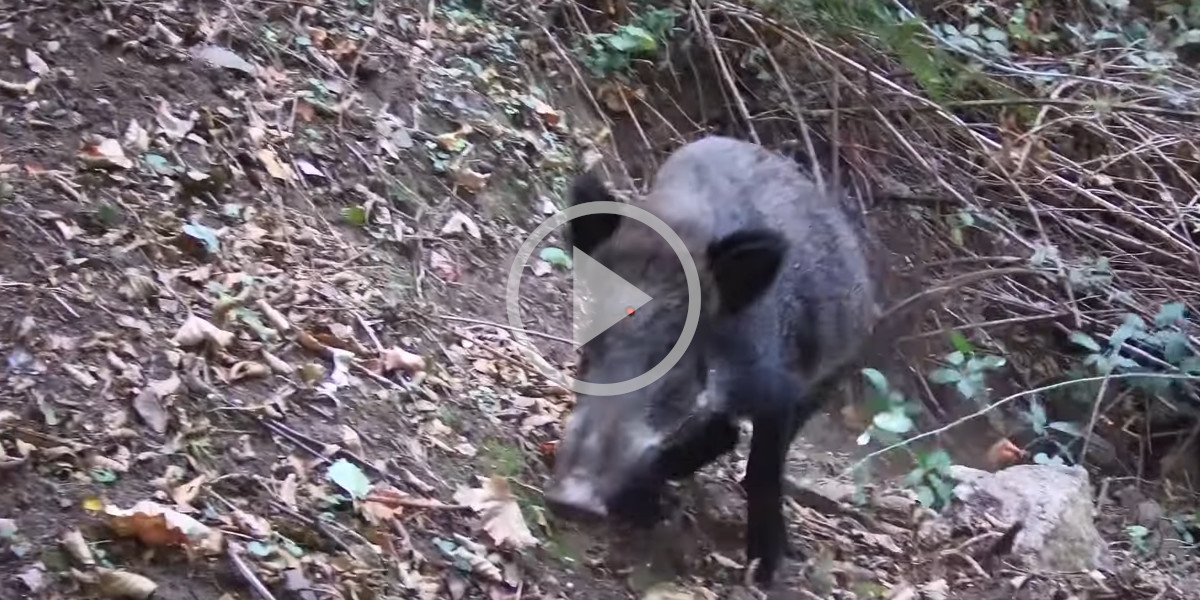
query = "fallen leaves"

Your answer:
(79, 138), (133, 170)
(62, 529), (96, 567)
(986, 437), (1026, 470)
(450, 165), (492, 193)
(155, 100), (197, 141)
(131, 373), (181, 434)
(453, 477), (538, 550)
(63, 528), (159, 598)
(25, 49), (50, 76)
(257, 148), (295, 181)
(382, 346), (426, 375)
(173, 315), (235, 348)
(191, 45), (257, 75)
(104, 500), (225, 554)
(441, 211), (483, 240)
(95, 569), (159, 599)
(327, 458), (372, 500)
